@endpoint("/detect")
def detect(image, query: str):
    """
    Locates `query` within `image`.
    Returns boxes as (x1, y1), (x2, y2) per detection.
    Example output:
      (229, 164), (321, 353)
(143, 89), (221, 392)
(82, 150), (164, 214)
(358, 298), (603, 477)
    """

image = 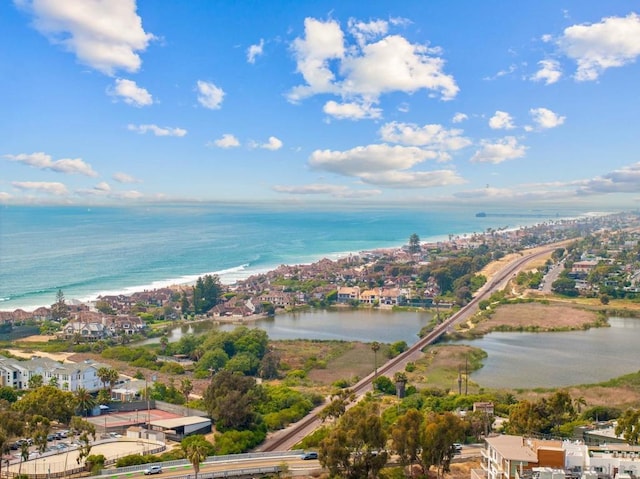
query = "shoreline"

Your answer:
(0, 212), (600, 313)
